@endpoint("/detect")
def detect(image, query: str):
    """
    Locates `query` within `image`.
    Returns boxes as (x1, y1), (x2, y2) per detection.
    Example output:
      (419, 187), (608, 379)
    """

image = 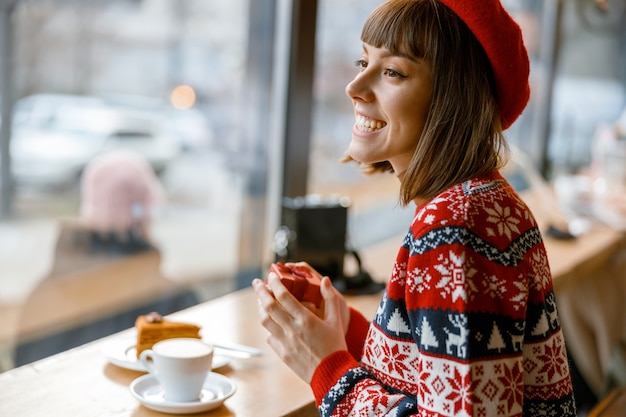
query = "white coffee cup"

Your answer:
(139, 338), (214, 402)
